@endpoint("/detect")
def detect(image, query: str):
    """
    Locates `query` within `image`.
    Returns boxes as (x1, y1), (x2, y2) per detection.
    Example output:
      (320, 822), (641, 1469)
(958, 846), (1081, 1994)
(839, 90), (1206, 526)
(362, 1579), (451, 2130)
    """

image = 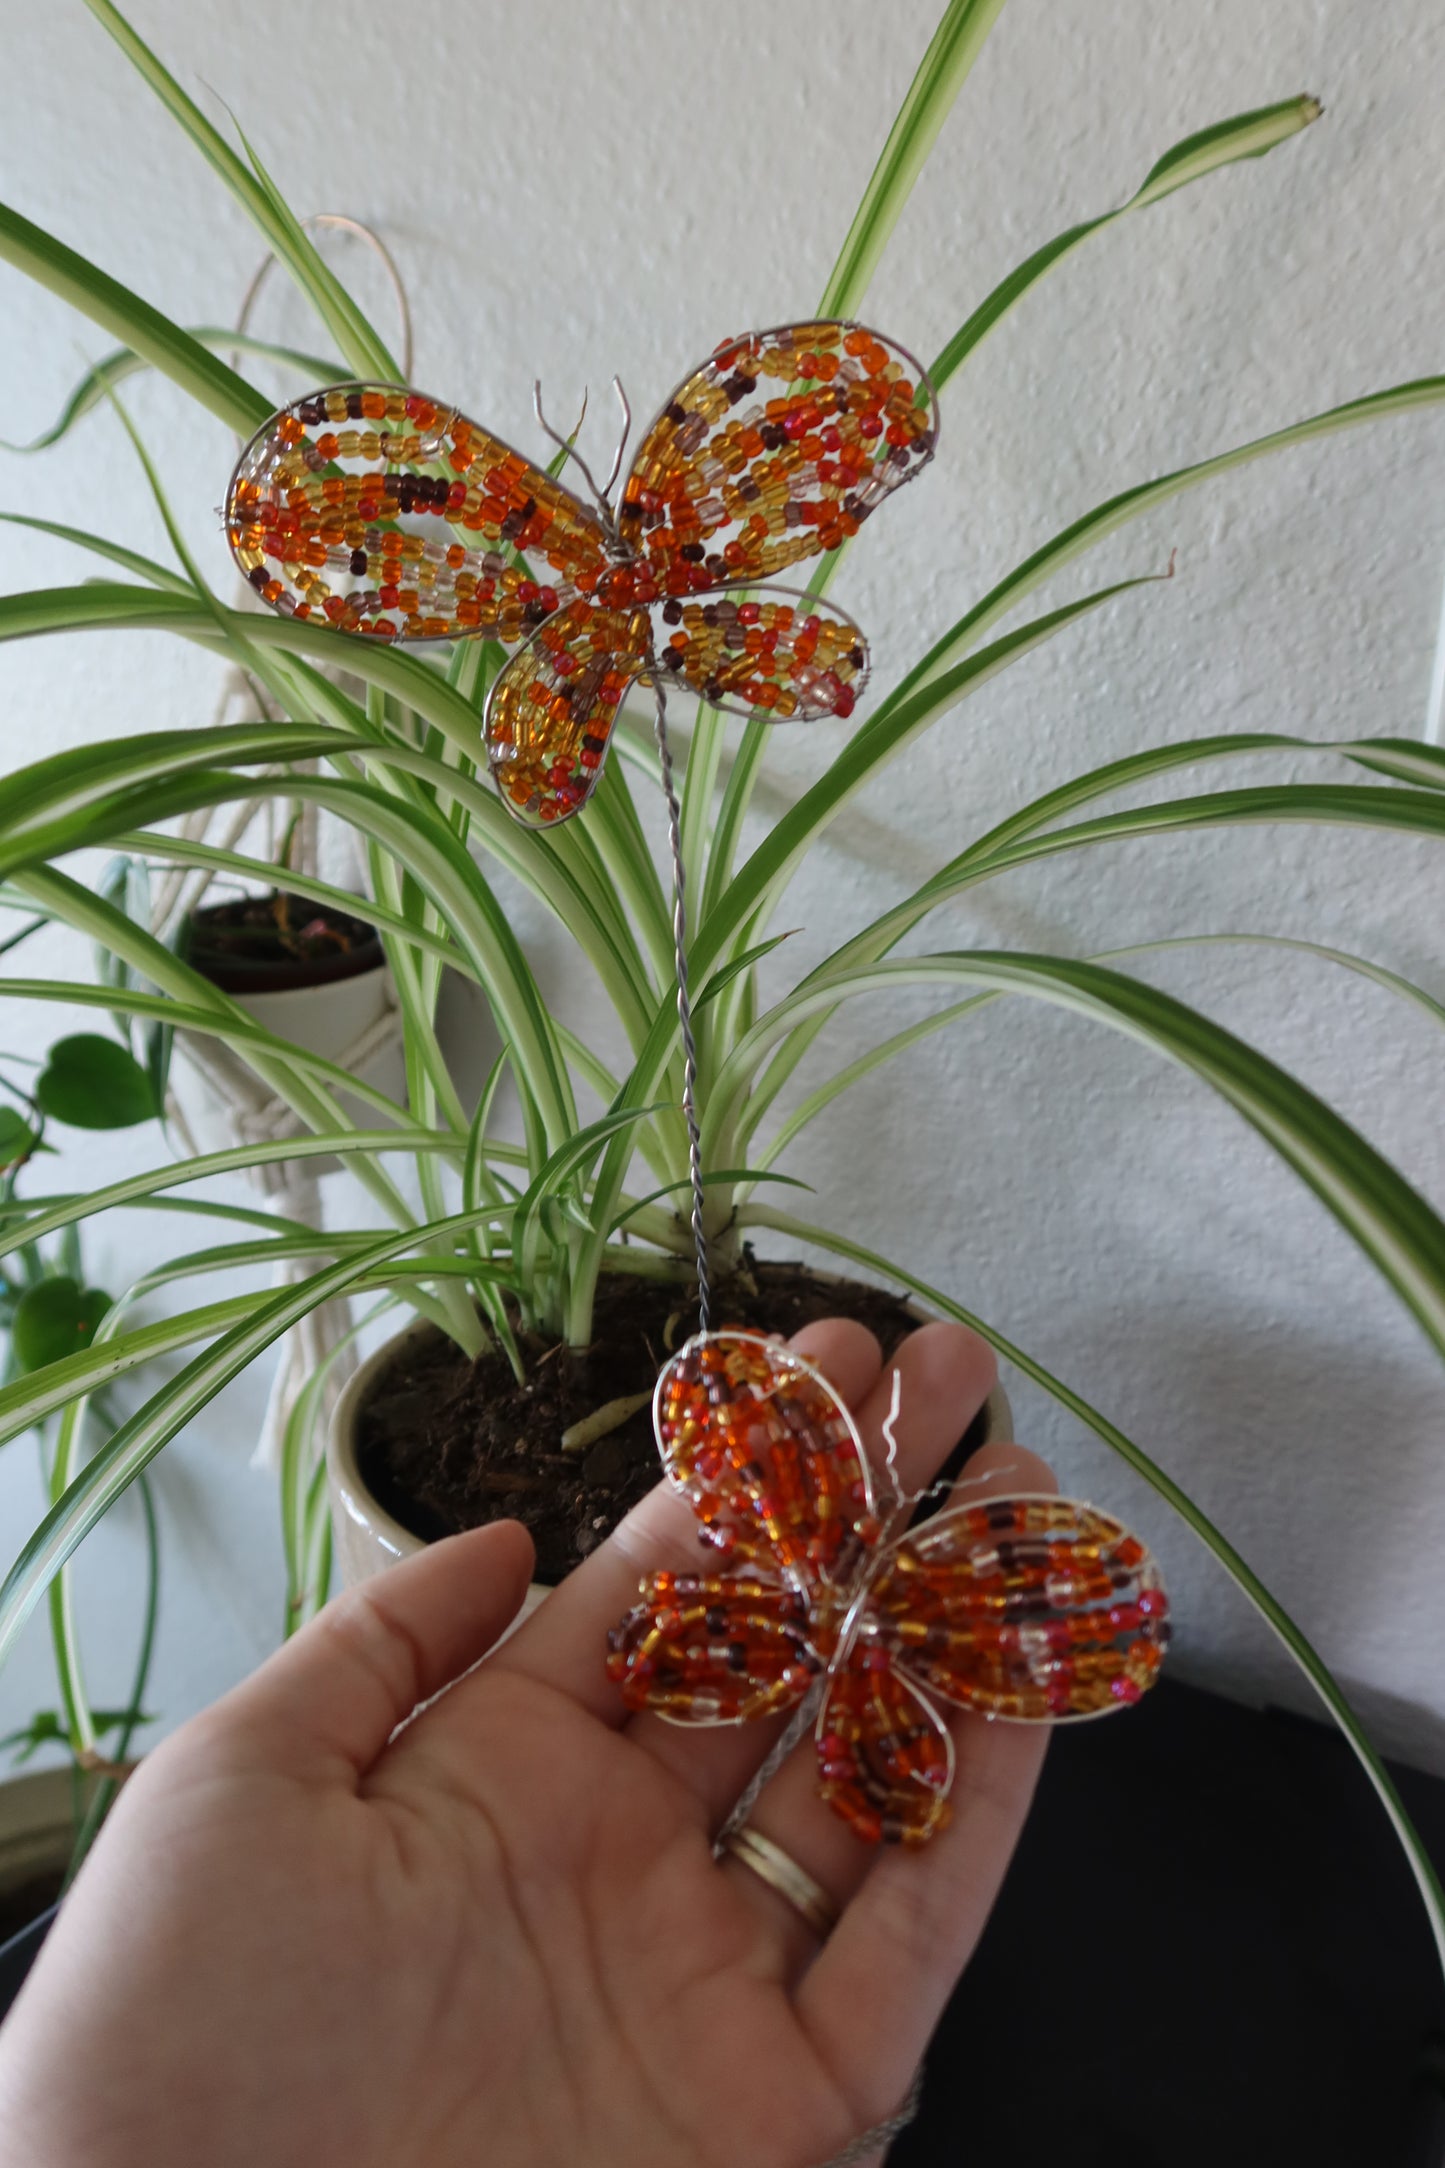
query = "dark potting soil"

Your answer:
(185, 891), (383, 995)
(356, 1259), (959, 1586)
